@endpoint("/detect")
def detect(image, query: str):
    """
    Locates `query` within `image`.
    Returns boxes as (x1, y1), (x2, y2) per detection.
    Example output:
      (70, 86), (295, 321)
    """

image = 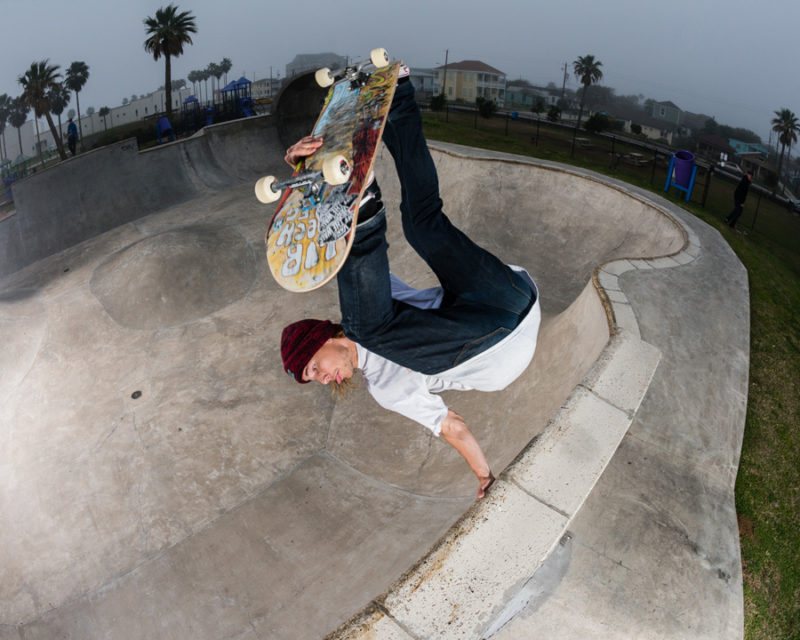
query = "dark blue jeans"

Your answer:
(336, 80), (534, 375)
